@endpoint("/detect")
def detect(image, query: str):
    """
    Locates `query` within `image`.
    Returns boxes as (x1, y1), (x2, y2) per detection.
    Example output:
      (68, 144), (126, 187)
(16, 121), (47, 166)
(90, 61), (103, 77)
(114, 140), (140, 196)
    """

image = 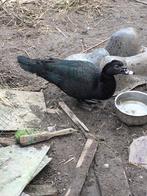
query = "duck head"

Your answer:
(102, 60), (133, 76)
